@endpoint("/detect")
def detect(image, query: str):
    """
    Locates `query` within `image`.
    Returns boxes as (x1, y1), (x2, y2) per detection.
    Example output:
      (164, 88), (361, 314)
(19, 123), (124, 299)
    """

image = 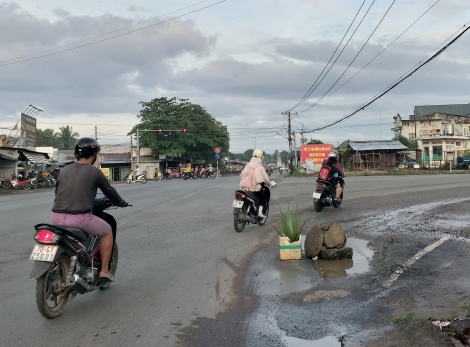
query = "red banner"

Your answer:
(300, 144), (334, 165)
